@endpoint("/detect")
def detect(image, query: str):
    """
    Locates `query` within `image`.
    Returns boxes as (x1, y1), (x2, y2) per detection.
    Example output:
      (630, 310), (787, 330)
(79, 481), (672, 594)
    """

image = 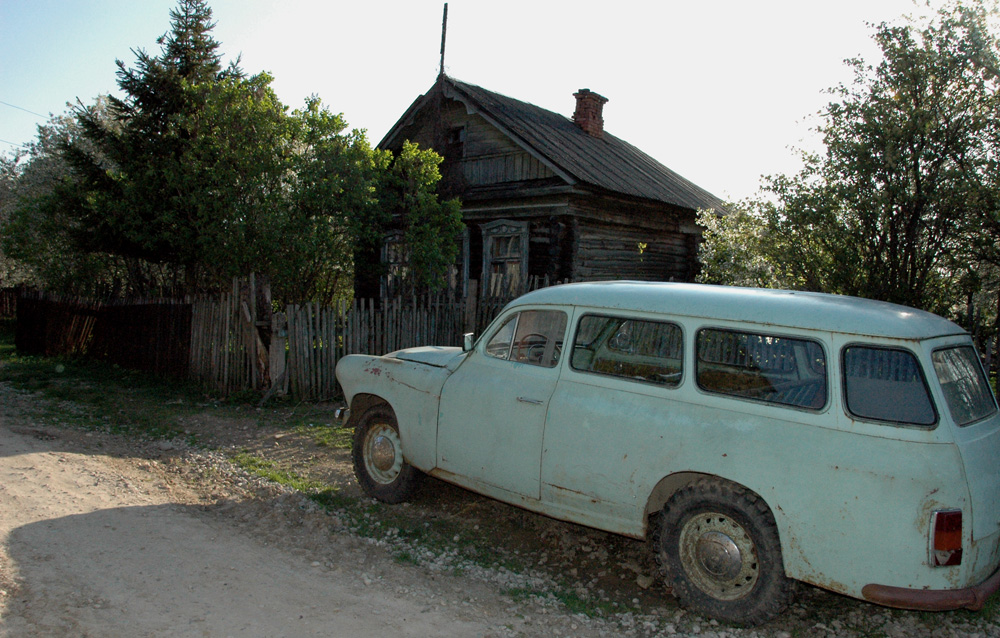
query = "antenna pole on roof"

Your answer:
(439, 3), (448, 77)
